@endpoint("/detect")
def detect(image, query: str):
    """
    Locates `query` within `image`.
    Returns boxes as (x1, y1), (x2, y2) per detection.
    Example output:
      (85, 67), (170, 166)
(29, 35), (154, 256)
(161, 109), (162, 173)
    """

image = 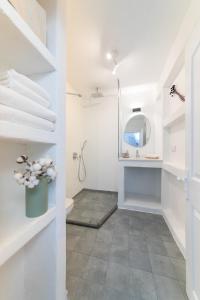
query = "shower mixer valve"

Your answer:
(73, 152), (79, 160)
